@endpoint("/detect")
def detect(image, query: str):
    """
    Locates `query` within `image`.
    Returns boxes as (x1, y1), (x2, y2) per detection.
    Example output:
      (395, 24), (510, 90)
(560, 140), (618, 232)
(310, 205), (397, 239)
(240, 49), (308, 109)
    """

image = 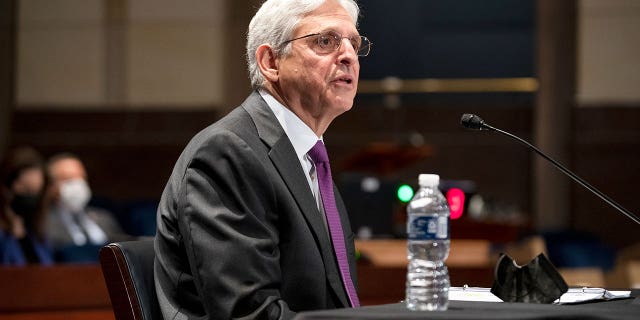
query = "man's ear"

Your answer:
(256, 44), (279, 83)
